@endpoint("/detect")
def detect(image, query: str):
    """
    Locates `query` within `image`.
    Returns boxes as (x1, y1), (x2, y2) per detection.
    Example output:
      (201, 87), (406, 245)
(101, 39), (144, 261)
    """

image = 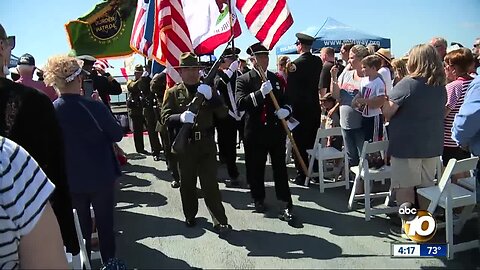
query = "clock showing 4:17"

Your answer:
(392, 244), (448, 257)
